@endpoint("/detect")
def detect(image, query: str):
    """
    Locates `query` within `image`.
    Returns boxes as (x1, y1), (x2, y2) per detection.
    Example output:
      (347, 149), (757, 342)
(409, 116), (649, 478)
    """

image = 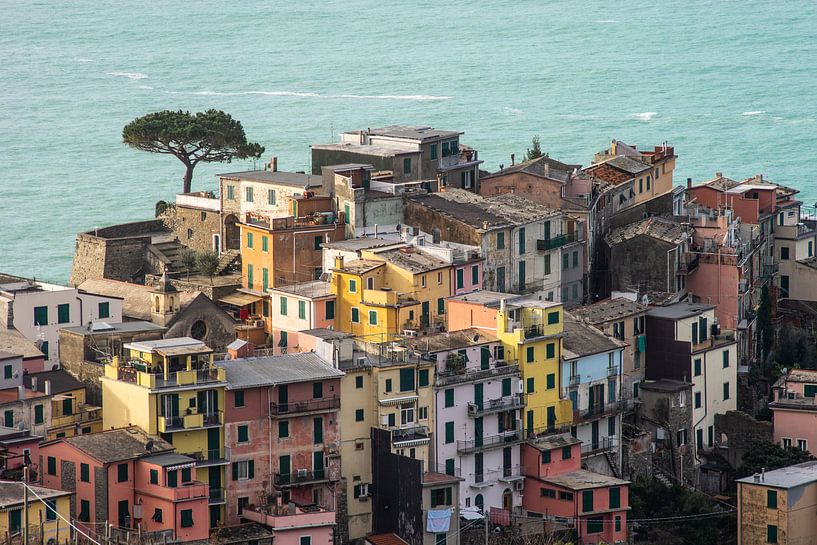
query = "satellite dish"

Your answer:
(145, 440), (154, 453)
